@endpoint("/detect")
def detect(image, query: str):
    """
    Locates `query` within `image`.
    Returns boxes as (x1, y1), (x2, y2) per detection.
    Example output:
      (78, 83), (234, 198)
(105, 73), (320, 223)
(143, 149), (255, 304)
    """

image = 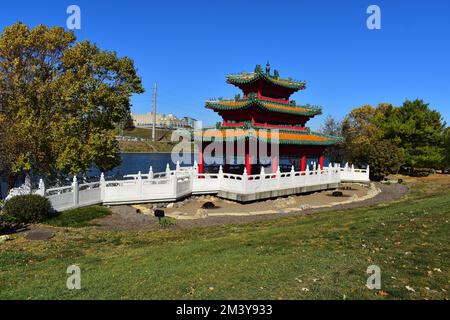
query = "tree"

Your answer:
(0, 23), (144, 186)
(319, 115), (345, 163)
(377, 99), (445, 171)
(443, 127), (450, 172)
(342, 105), (404, 180)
